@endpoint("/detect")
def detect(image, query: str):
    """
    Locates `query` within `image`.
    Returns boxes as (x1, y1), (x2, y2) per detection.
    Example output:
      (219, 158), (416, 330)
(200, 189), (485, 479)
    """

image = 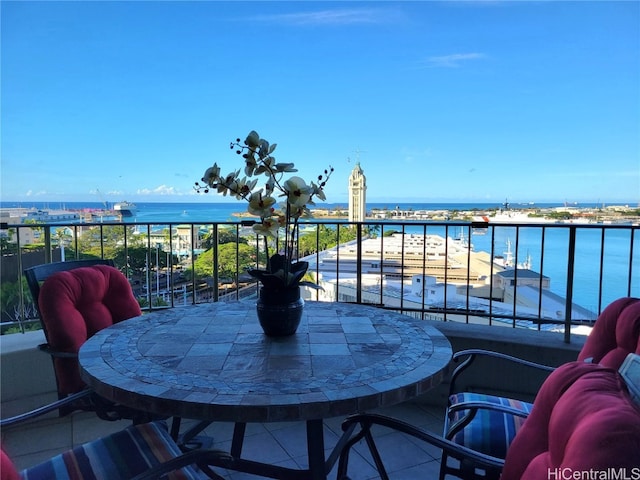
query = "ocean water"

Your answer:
(2, 200), (633, 223)
(3, 201), (638, 311)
